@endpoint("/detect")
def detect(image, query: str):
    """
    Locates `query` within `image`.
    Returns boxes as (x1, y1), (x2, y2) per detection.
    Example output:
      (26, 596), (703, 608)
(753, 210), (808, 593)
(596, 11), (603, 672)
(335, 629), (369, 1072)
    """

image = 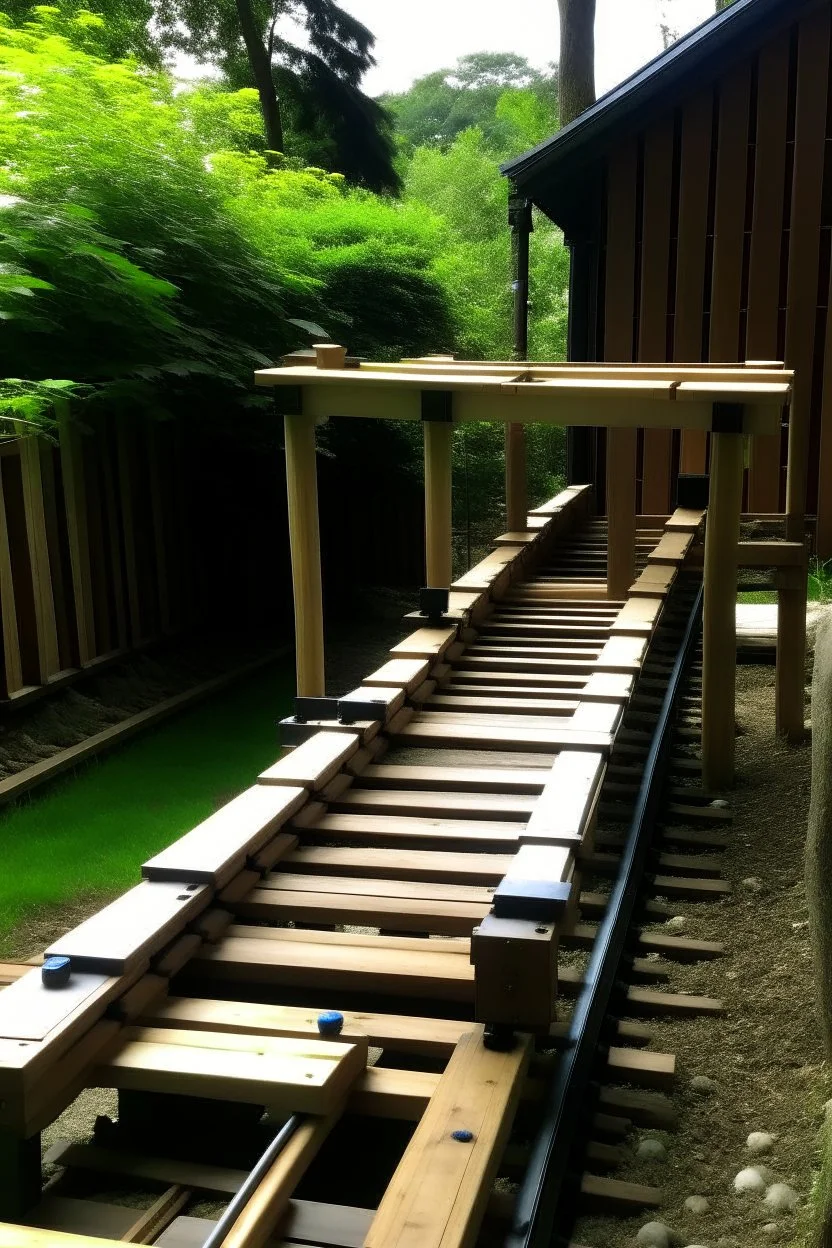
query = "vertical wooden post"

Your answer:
(0, 455), (23, 697)
(505, 423), (528, 532)
(423, 418), (453, 586)
(605, 428), (637, 599)
(775, 560), (807, 742)
(702, 429), (744, 789)
(284, 404), (325, 697)
(57, 402), (96, 666)
(17, 429), (60, 683)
